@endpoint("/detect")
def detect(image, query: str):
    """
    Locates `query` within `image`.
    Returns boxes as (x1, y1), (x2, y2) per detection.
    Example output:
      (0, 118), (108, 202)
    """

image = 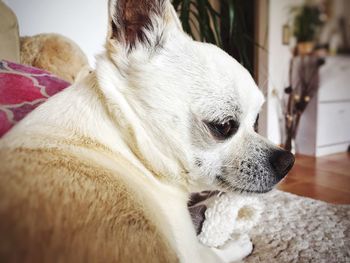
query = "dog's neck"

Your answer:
(94, 54), (192, 192)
